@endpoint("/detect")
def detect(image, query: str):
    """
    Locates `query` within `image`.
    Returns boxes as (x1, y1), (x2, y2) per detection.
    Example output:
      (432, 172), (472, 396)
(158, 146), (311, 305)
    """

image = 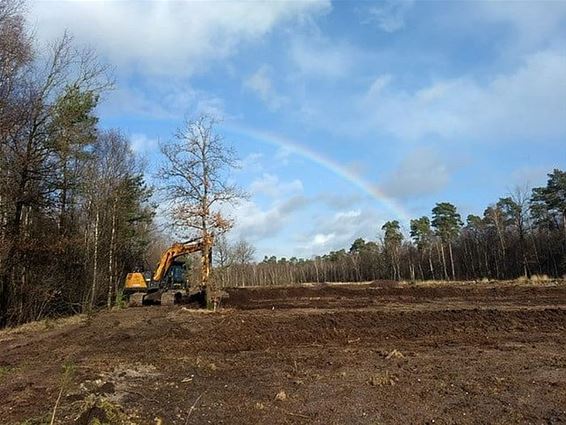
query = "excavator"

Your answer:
(124, 234), (213, 307)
